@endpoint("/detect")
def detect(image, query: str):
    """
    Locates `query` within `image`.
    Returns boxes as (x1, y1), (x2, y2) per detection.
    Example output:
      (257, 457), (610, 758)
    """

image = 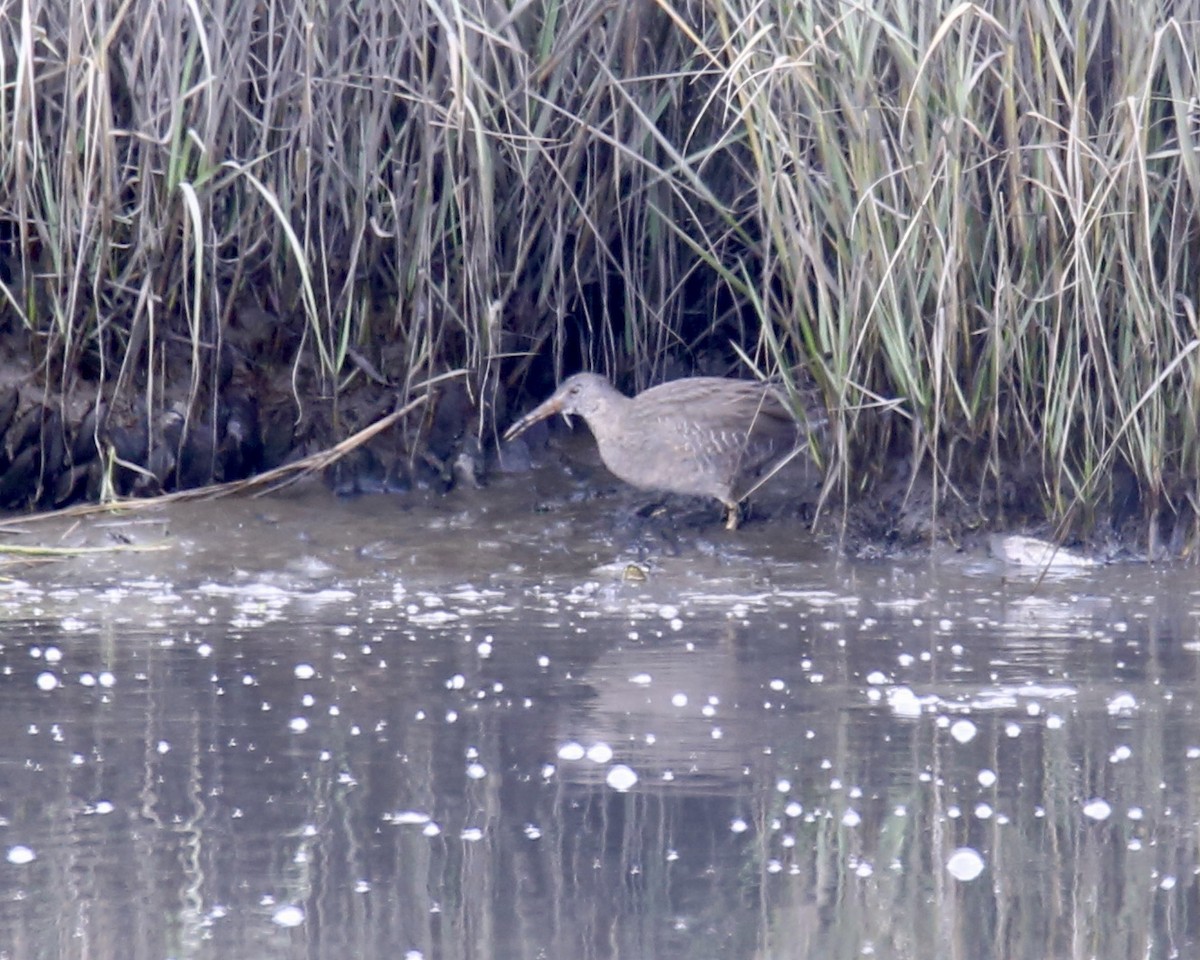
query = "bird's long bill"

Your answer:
(503, 395), (567, 441)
